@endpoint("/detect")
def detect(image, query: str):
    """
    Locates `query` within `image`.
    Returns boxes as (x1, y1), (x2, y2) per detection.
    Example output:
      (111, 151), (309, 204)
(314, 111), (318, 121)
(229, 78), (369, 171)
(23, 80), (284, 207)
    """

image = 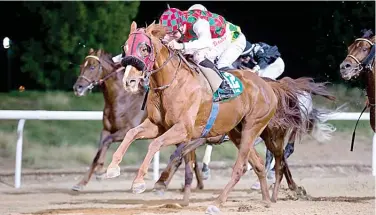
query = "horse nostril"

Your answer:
(74, 85), (83, 91)
(344, 63), (351, 68)
(128, 80), (136, 85)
